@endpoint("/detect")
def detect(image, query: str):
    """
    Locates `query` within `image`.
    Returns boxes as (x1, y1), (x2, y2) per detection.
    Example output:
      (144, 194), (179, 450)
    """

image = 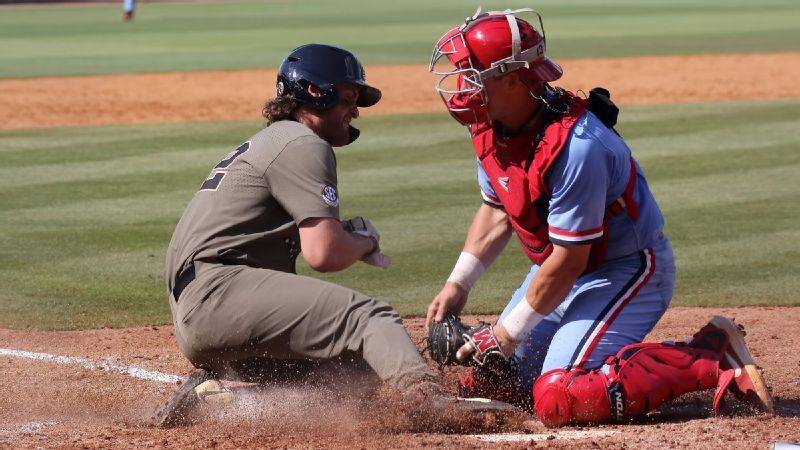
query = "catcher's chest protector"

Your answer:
(473, 91), (638, 271)
(531, 342), (721, 427)
(472, 92), (586, 266)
